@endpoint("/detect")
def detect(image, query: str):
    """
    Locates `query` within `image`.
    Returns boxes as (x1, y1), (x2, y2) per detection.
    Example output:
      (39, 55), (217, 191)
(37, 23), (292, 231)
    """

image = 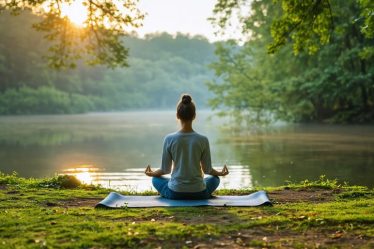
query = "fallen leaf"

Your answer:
(331, 231), (343, 239)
